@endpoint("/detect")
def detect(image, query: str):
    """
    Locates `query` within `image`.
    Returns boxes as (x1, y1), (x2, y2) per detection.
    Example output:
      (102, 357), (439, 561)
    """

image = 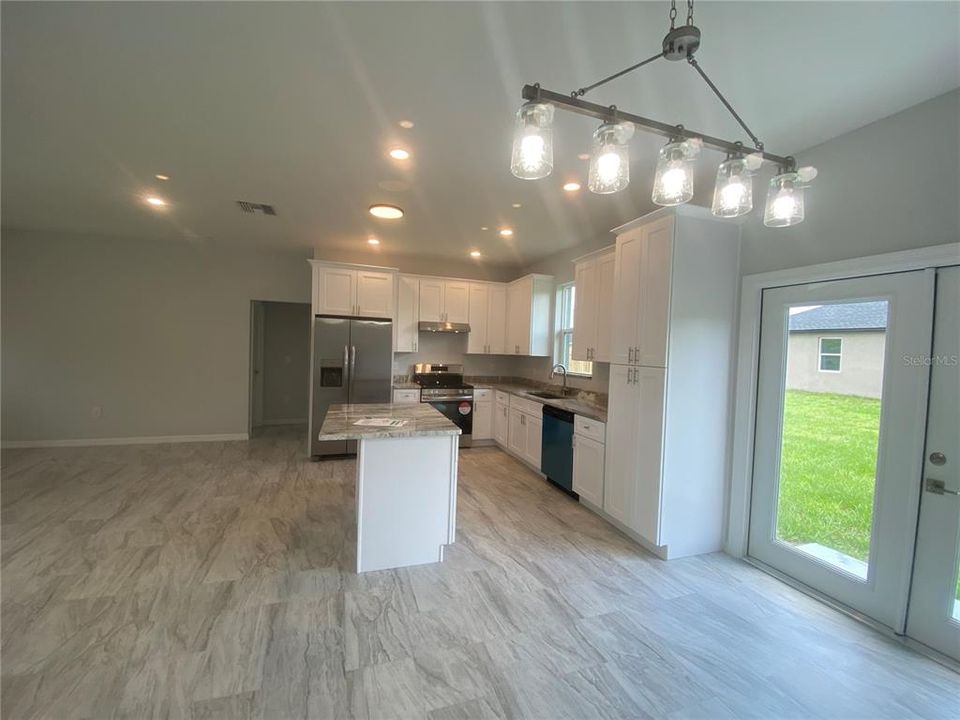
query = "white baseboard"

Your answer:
(2, 433), (249, 449)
